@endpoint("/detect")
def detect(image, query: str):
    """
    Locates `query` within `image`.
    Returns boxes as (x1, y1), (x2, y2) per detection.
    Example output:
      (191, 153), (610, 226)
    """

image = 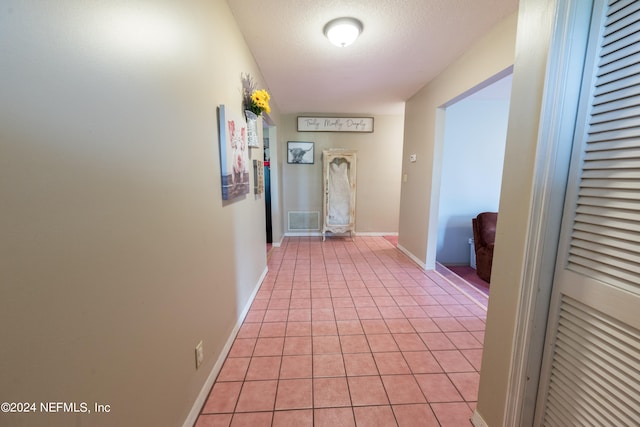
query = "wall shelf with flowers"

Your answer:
(242, 73), (271, 148)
